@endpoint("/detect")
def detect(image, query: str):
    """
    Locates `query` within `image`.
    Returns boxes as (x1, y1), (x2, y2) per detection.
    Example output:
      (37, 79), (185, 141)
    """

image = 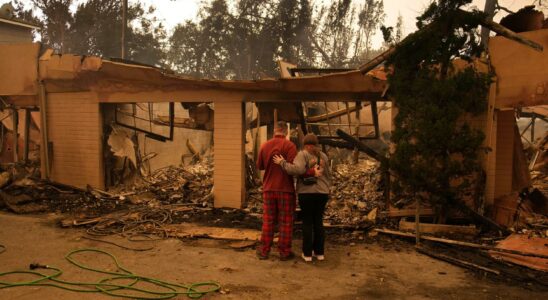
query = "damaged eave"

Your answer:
(490, 28), (548, 109)
(39, 53), (386, 103)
